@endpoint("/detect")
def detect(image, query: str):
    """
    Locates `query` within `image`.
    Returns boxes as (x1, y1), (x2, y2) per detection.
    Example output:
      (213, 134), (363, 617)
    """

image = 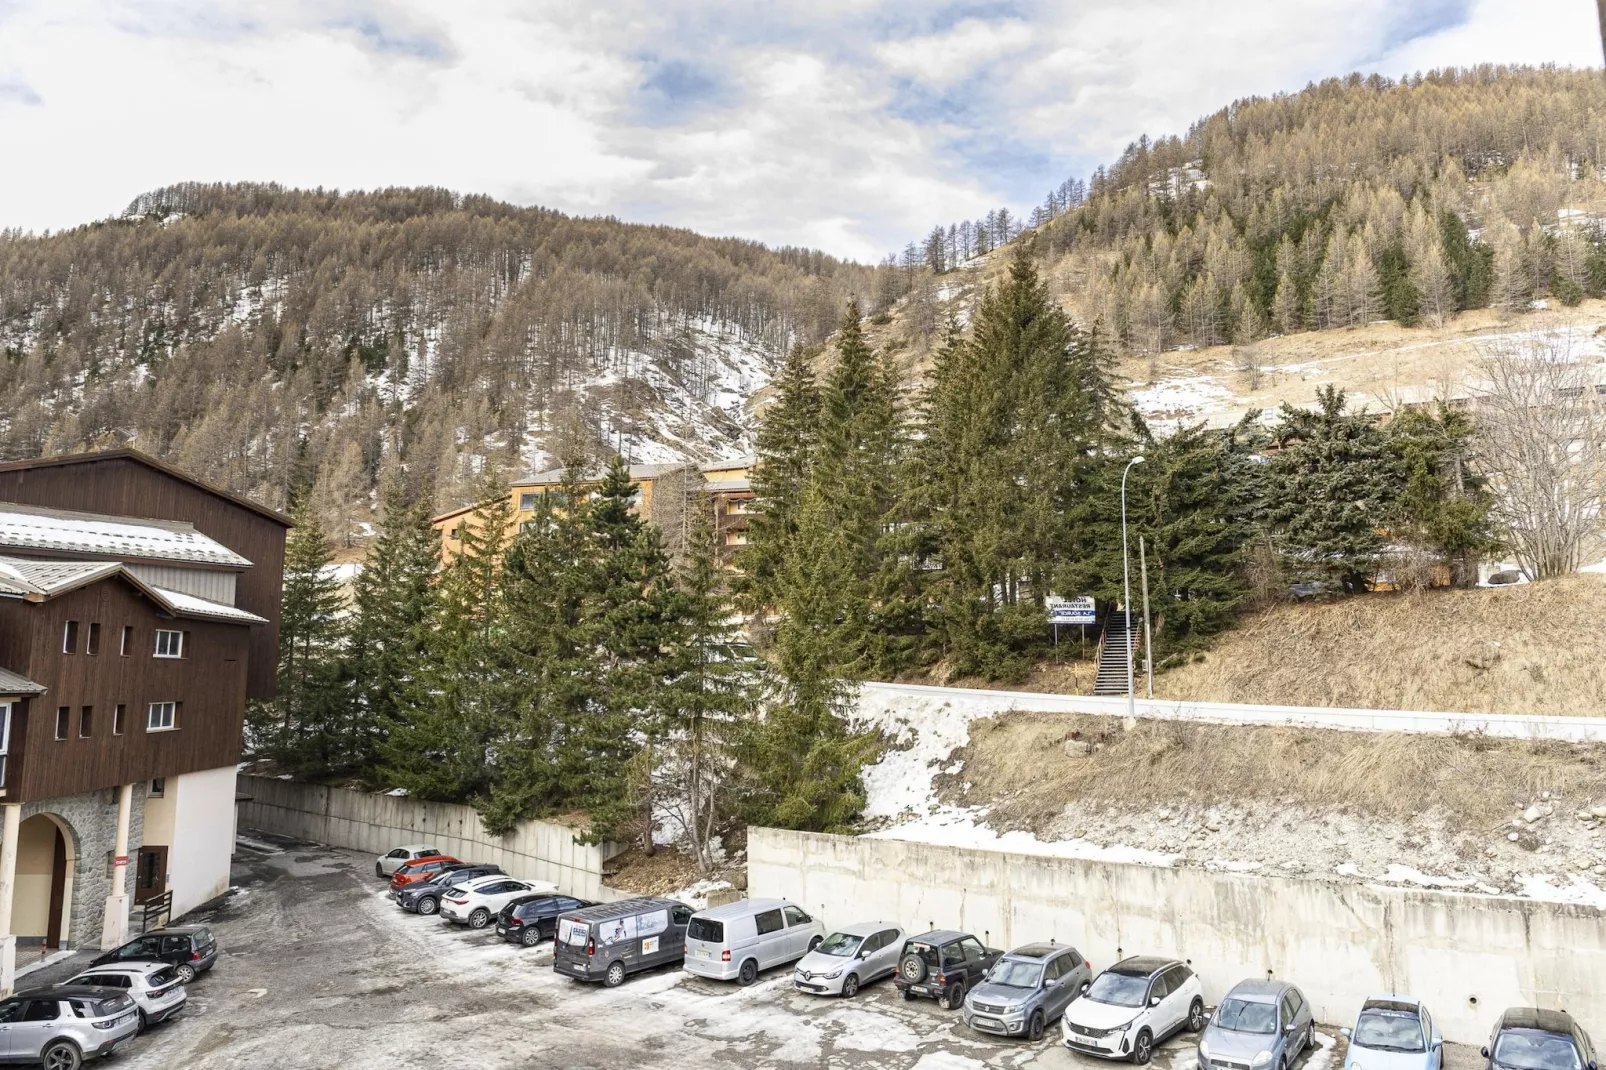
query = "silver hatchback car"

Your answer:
(0, 986), (140, 1069)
